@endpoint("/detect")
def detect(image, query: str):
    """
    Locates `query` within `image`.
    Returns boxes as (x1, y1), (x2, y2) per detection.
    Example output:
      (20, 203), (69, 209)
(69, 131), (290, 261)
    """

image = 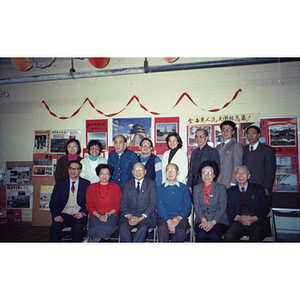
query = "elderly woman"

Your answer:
(193, 160), (229, 242)
(161, 132), (188, 184)
(80, 140), (107, 183)
(85, 164), (122, 242)
(54, 138), (82, 182)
